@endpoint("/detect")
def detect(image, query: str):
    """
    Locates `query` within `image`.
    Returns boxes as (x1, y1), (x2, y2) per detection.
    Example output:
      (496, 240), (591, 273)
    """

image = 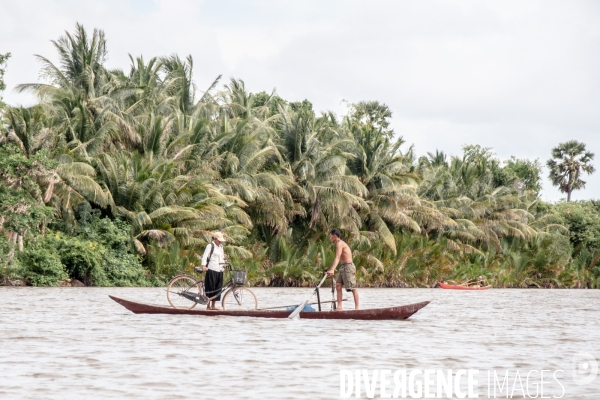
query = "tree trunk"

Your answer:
(567, 190), (572, 202)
